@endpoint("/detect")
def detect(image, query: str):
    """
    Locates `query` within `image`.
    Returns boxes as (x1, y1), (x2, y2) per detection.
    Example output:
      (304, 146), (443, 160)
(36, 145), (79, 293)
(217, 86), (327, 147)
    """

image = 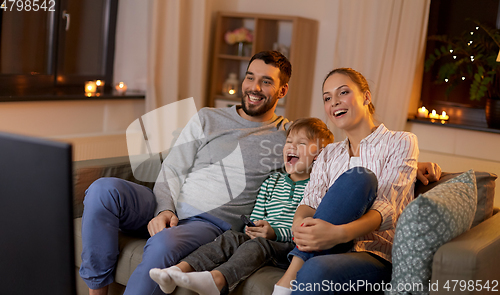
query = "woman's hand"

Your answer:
(245, 220), (277, 240)
(292, 217), (347, 252)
